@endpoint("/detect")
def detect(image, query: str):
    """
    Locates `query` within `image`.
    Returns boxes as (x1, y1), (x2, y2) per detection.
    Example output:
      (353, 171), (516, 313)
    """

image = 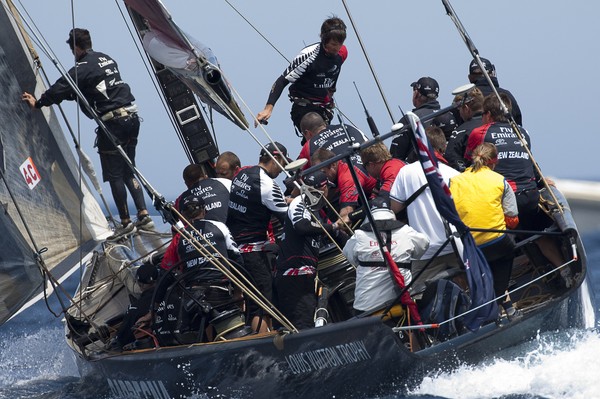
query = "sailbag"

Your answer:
(0, 1), (110, 324)
(125, 0), (249, 130)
